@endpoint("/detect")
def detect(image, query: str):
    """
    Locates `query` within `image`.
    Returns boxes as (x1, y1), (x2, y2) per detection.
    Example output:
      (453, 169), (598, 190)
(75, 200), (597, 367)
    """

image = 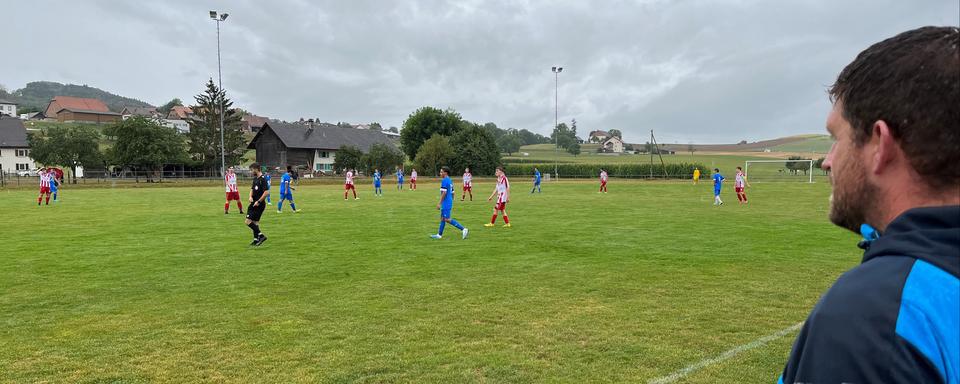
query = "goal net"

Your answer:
(744, 160), (814, 183)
